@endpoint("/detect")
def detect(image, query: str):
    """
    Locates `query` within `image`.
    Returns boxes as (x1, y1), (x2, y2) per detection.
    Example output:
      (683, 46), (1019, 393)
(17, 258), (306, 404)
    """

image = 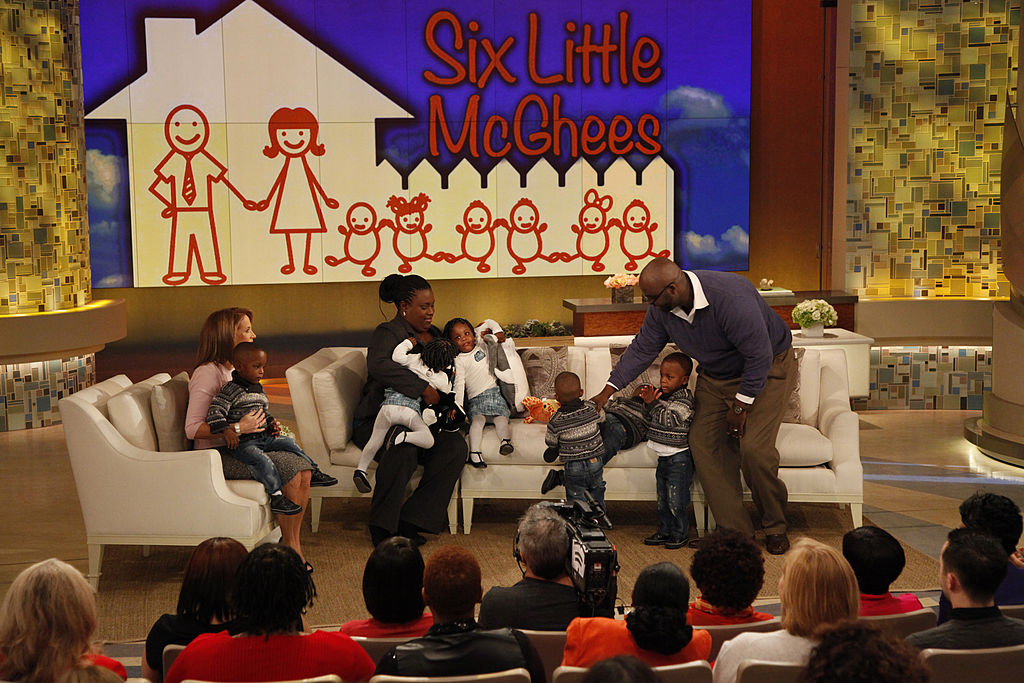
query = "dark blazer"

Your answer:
(355, 314), (443, 424)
